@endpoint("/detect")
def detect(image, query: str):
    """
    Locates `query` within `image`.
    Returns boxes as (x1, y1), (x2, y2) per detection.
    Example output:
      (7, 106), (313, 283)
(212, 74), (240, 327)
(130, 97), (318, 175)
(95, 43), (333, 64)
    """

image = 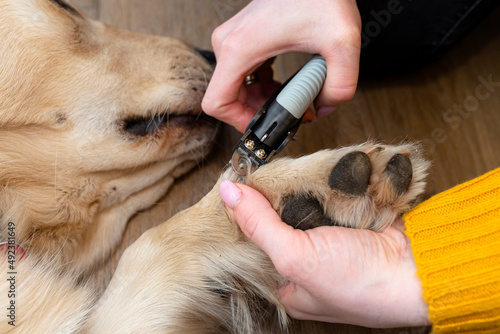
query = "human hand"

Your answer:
(202, 0), (362, 133)
(219, 180), (430, 328)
